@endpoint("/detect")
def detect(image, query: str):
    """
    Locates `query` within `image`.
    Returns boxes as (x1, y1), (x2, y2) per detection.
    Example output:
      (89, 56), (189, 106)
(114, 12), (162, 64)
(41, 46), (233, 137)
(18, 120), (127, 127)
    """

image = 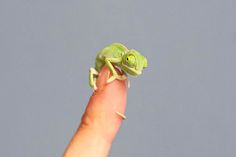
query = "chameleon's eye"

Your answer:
(126, 55), (136, 67)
